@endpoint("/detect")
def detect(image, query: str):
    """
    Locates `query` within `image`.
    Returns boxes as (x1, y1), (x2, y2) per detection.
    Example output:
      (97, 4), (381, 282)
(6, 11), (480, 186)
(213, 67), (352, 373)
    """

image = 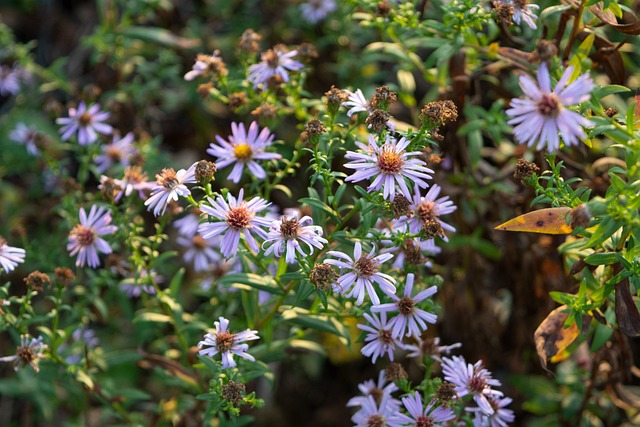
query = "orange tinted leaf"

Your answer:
(534, 305), (582, 372)
(495, 207), (572, 234)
